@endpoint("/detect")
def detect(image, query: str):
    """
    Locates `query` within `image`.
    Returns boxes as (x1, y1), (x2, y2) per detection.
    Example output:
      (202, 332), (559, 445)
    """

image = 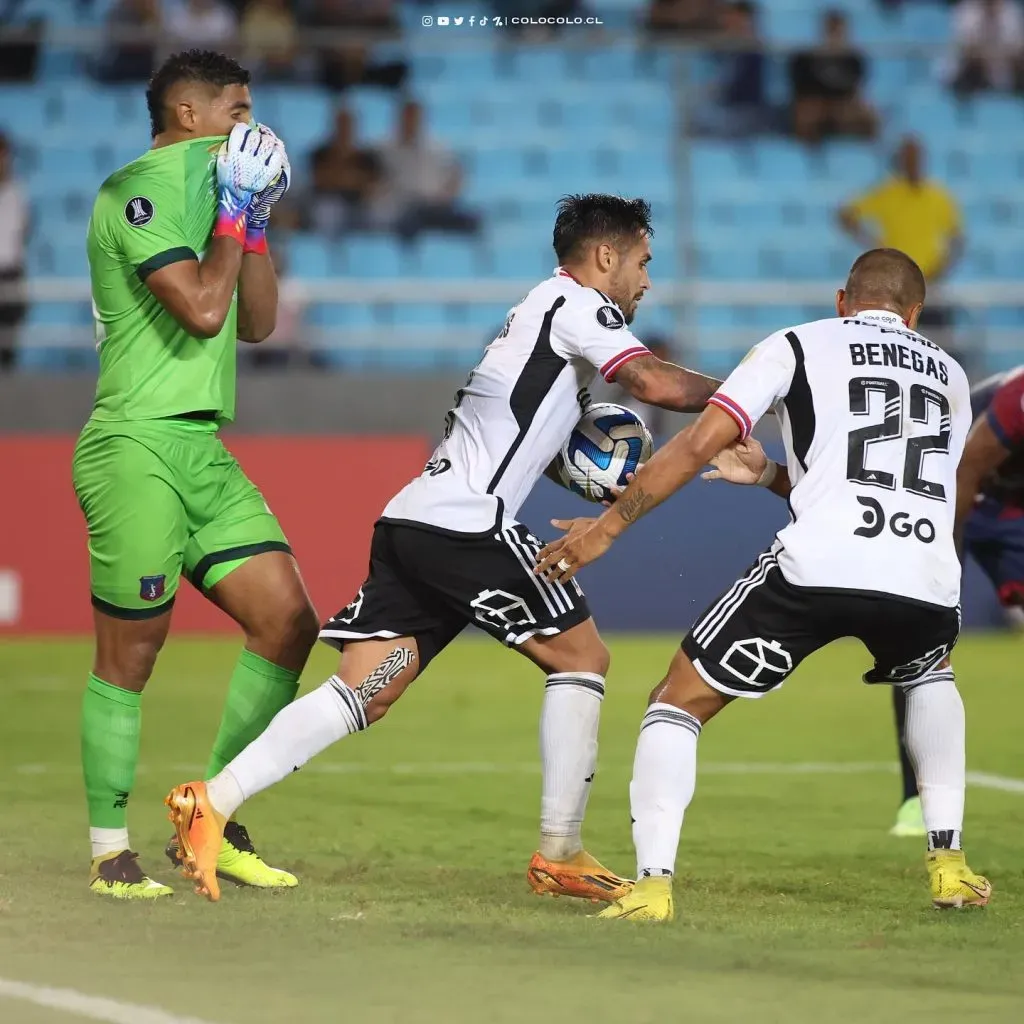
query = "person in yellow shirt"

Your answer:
(838, 135), (963, 339)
